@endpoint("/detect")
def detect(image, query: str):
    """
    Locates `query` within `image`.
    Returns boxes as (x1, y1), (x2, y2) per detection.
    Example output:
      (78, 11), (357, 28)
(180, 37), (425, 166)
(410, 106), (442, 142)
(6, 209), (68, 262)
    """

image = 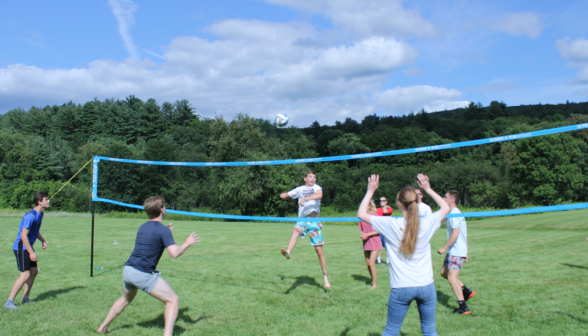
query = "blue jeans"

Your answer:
(383, 283), (438, 336)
